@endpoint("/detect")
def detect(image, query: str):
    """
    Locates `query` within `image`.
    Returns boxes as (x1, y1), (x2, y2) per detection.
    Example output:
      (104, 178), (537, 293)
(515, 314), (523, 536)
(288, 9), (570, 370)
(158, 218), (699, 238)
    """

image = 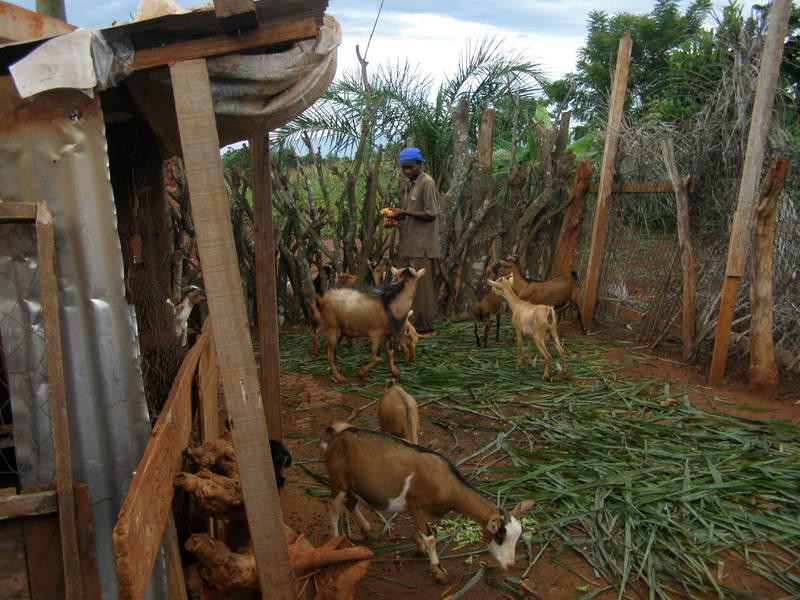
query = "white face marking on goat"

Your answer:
(487, 515), (523, 569)
(386, 473), (414, 512)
